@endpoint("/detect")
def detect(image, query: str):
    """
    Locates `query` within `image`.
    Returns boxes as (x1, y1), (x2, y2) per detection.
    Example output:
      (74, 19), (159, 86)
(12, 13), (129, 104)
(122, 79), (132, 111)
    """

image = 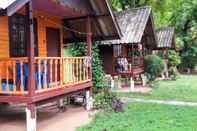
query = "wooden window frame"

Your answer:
(9, 14), (38, 57)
